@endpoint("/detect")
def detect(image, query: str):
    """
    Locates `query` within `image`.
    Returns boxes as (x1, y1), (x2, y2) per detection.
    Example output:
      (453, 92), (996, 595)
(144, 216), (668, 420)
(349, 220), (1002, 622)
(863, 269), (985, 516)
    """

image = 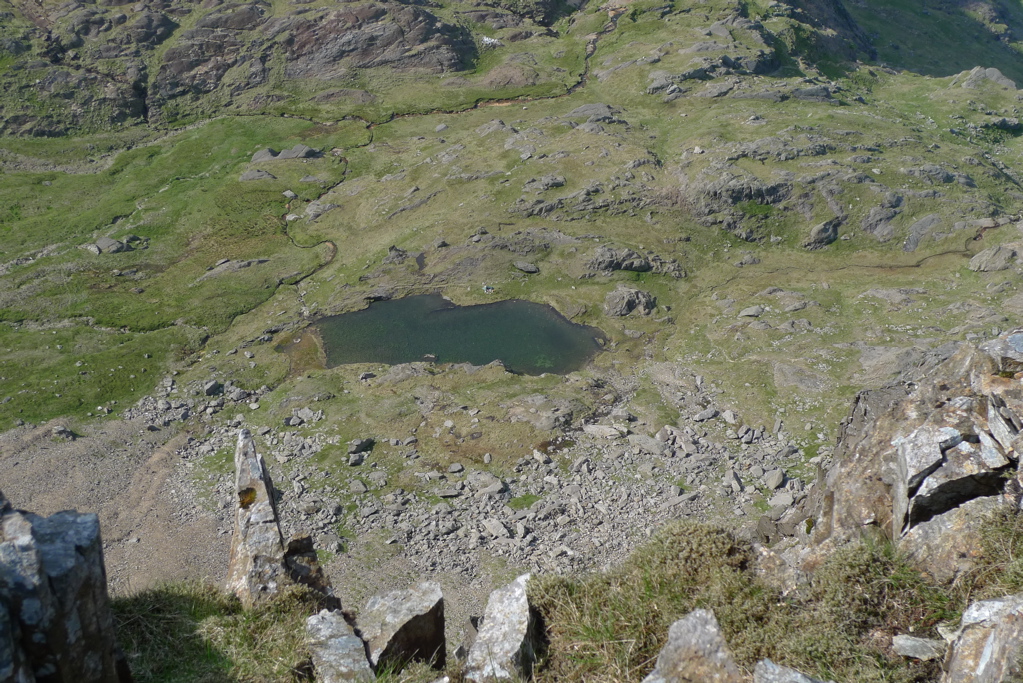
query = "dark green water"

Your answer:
(316, 294), (604, 375)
